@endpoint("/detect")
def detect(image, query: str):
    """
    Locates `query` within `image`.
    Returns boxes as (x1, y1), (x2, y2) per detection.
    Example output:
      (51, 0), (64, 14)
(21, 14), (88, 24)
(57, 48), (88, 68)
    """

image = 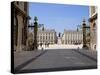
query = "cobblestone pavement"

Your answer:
(14, 50), (47, 69)
(14, 49), (97, 73)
